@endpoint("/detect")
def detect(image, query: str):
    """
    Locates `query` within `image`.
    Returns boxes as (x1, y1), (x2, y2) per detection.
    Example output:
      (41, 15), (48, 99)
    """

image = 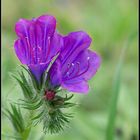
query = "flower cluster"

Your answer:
(11, 14), (101, 134)
(14, 14), (101, 94)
